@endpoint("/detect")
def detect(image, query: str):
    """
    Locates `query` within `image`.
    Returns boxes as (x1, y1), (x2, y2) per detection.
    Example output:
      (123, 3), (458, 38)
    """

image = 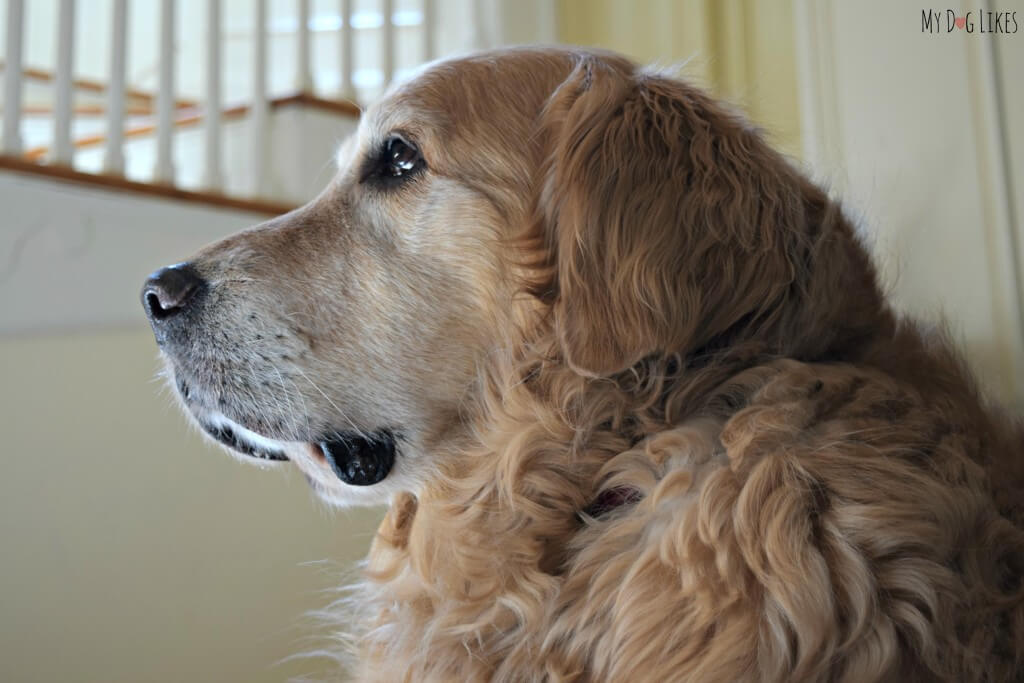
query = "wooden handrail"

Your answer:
(0, 154), (295, 216)
(272, 92), (362, 117)
(18, 104), (155, 116)
(21, 92), (360, 161)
